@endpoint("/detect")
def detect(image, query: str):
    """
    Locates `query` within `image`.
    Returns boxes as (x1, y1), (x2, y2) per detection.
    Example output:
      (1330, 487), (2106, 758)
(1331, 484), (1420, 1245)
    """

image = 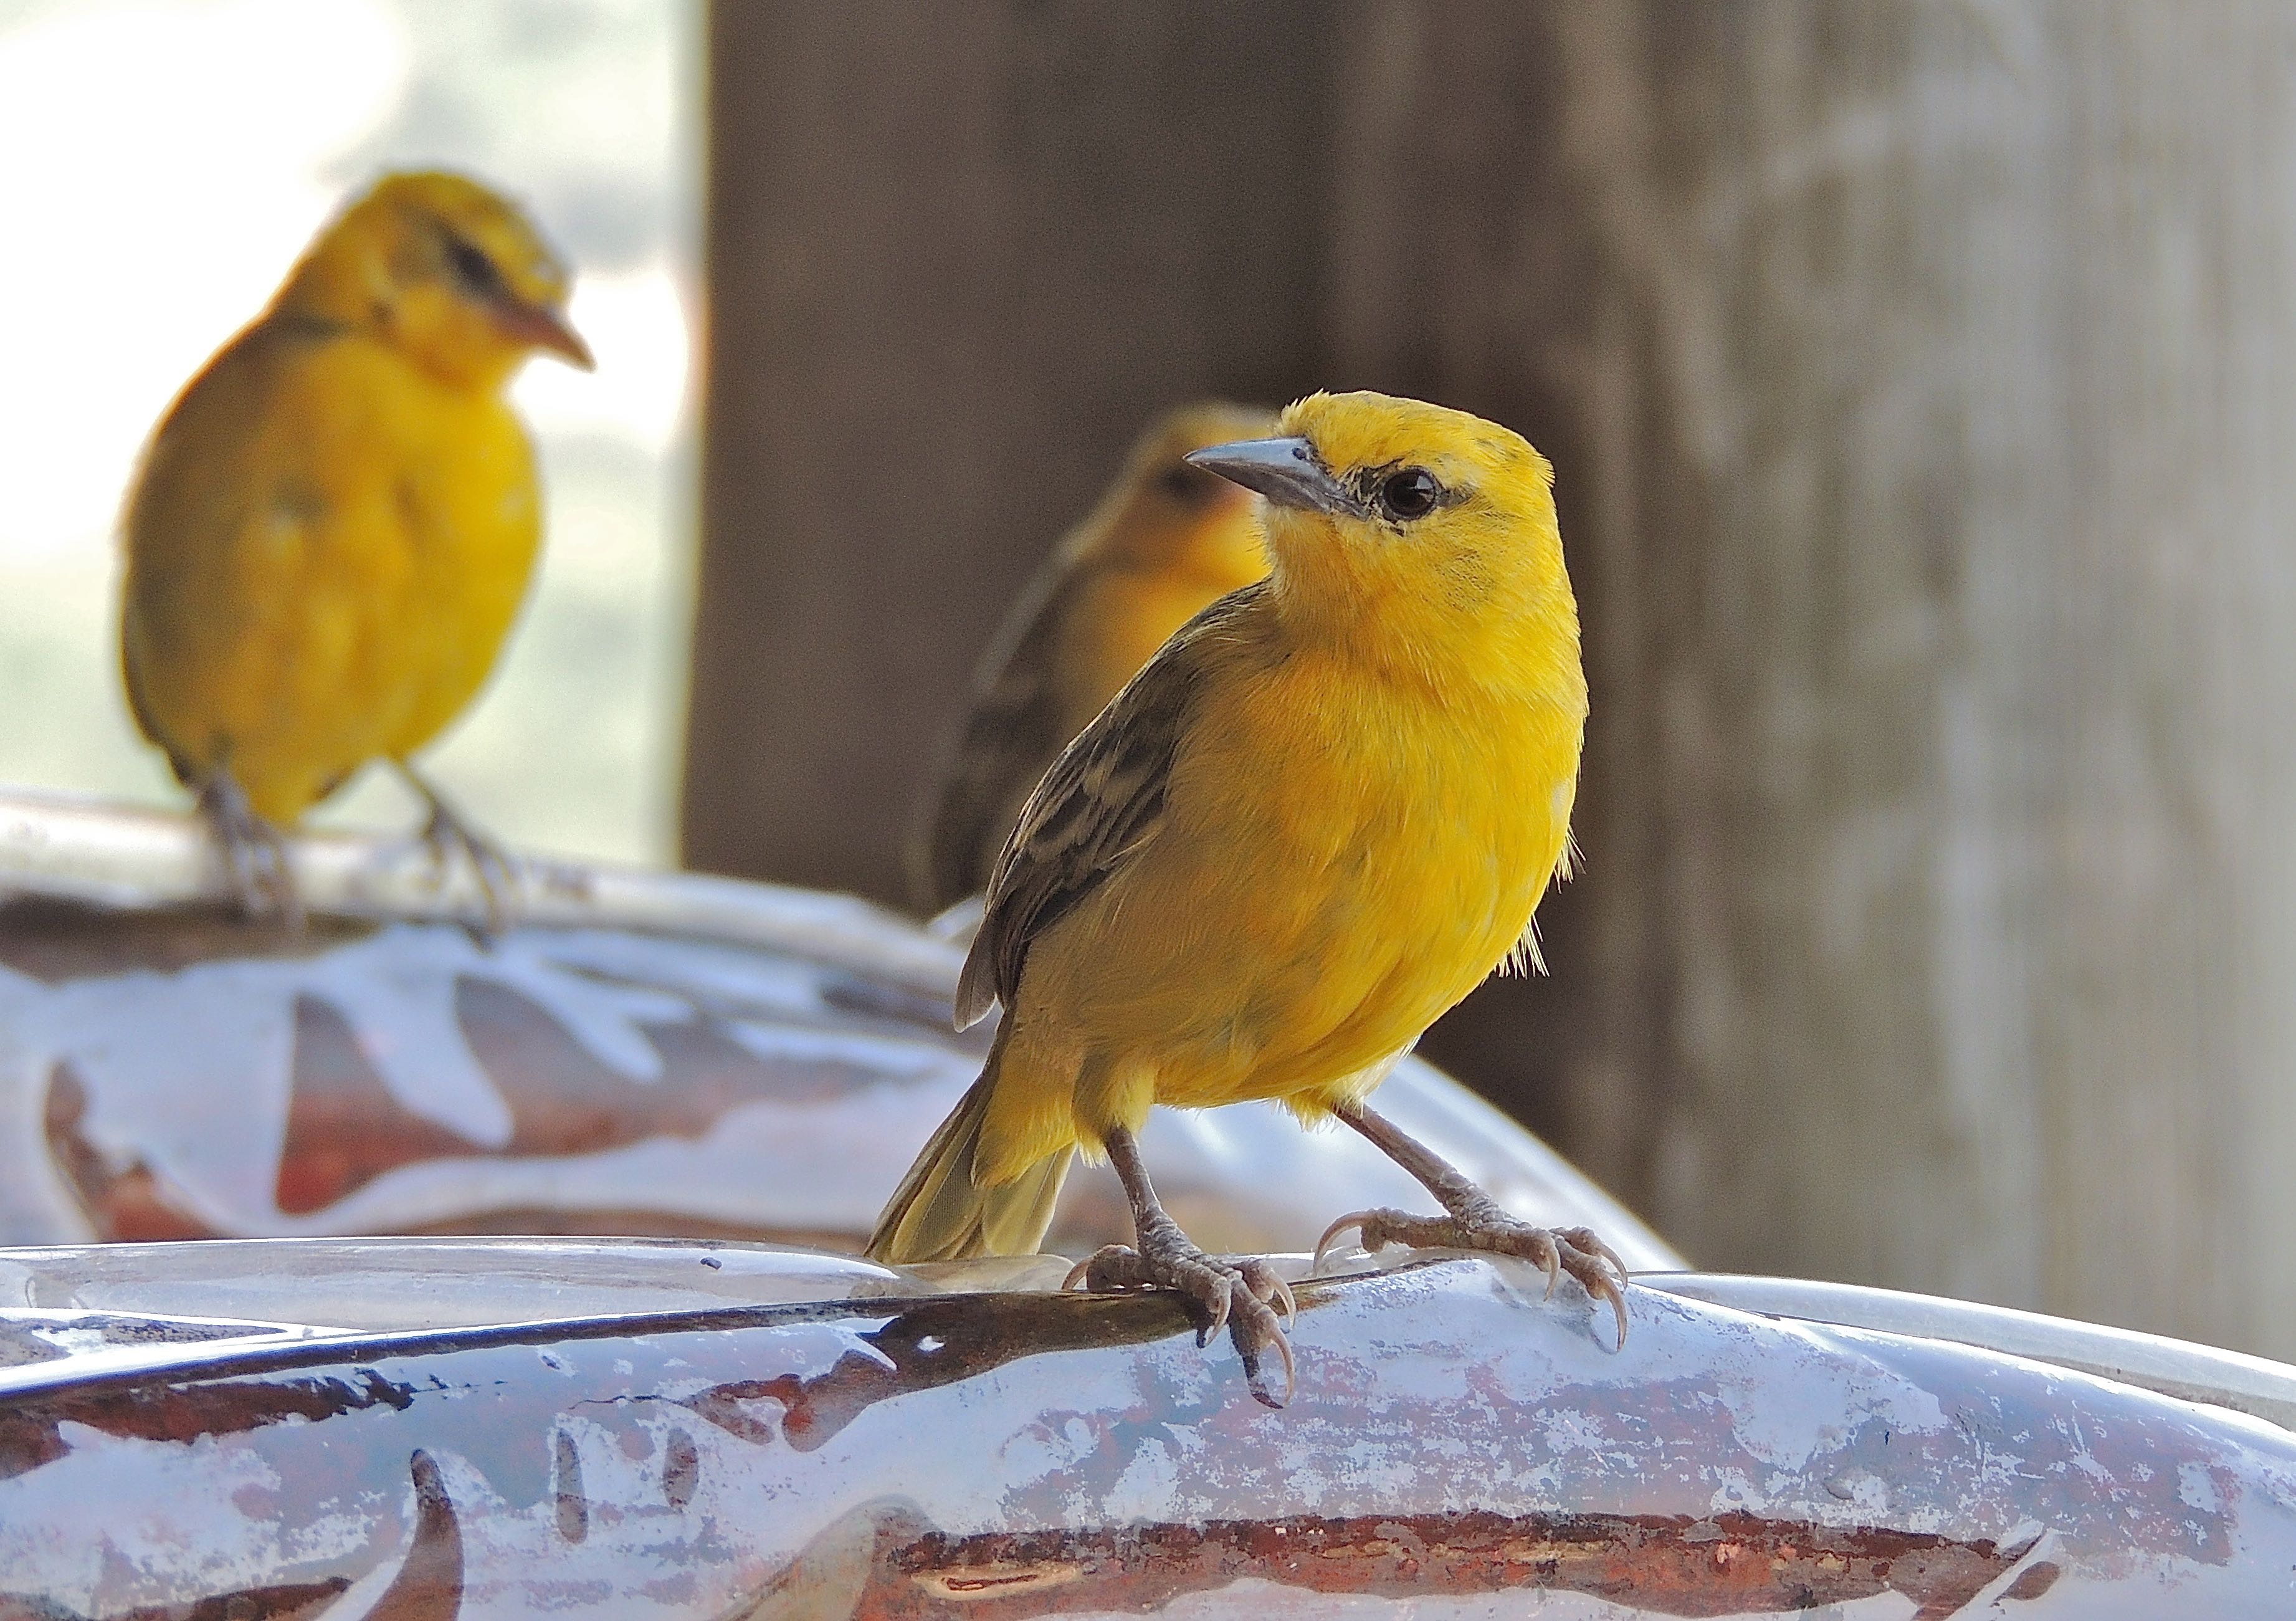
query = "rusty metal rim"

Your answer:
(0, 1270), (1338, 1403)
(0, 788), (964, 993)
